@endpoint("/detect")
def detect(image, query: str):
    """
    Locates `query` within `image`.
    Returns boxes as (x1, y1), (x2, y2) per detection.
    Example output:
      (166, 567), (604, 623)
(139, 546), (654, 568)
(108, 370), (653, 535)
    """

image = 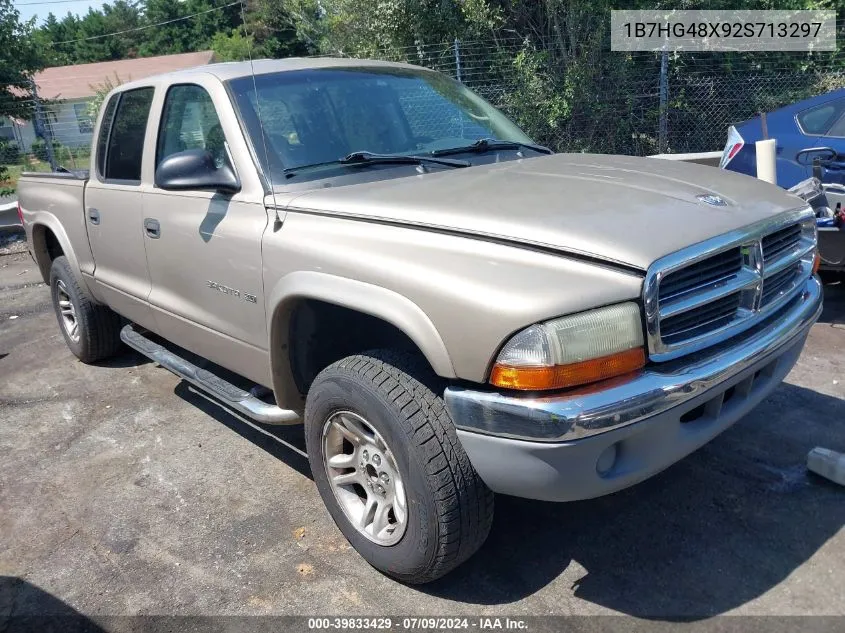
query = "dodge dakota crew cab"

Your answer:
(19, 58), (822, 583)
